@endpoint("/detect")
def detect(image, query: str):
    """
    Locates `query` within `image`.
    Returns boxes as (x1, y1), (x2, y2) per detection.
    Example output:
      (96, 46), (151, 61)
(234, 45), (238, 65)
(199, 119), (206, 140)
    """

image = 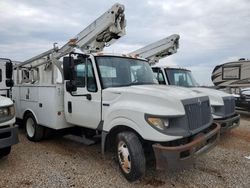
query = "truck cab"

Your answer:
(152, 66), (240, 133)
